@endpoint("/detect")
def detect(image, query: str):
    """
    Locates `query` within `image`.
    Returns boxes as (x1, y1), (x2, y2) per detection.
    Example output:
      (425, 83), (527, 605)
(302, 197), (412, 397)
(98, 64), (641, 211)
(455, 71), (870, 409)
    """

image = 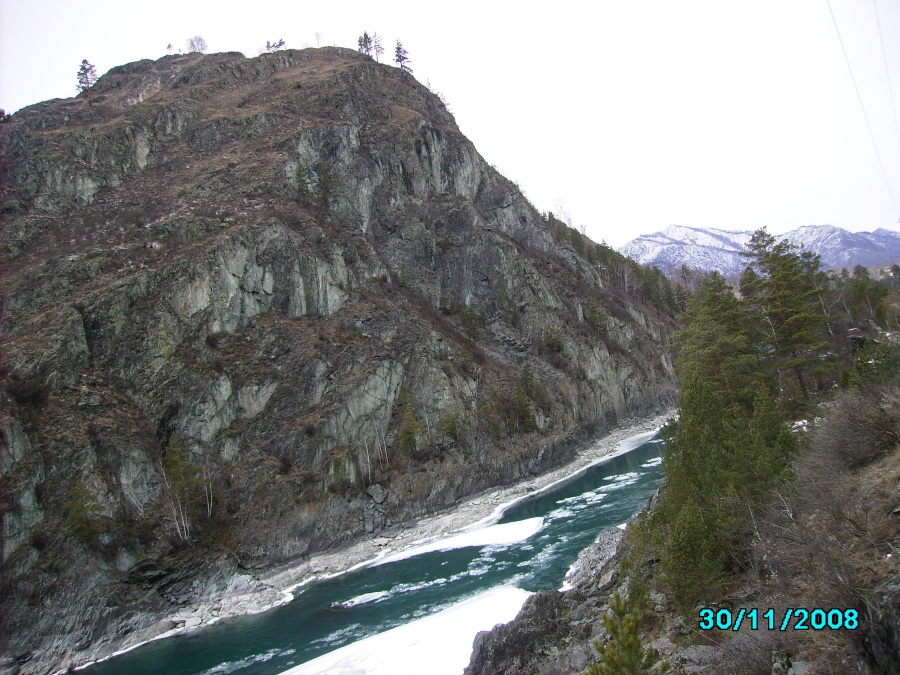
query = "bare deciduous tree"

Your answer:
(186, 35), (208, 53)
(372, 32), (384, 62)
